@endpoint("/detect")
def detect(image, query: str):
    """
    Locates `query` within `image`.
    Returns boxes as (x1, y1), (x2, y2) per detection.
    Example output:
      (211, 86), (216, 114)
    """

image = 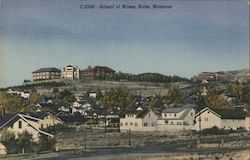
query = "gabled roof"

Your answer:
(32, 68), (61, 73)
(25, 112), (64, 124)
(162, 107), (186, 113)
(195, 107), (246, 120)
(0, 113), (17, 127)
(0, 113), (53, 137)
(136, 109), (150, 118)
(162, 107), (194, 120)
